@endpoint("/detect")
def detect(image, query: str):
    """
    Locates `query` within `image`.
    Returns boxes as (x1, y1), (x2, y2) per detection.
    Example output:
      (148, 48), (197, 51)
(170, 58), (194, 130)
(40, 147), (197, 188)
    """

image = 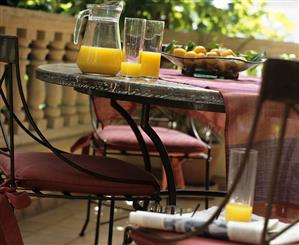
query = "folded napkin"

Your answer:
(129, 206), (299, 244)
